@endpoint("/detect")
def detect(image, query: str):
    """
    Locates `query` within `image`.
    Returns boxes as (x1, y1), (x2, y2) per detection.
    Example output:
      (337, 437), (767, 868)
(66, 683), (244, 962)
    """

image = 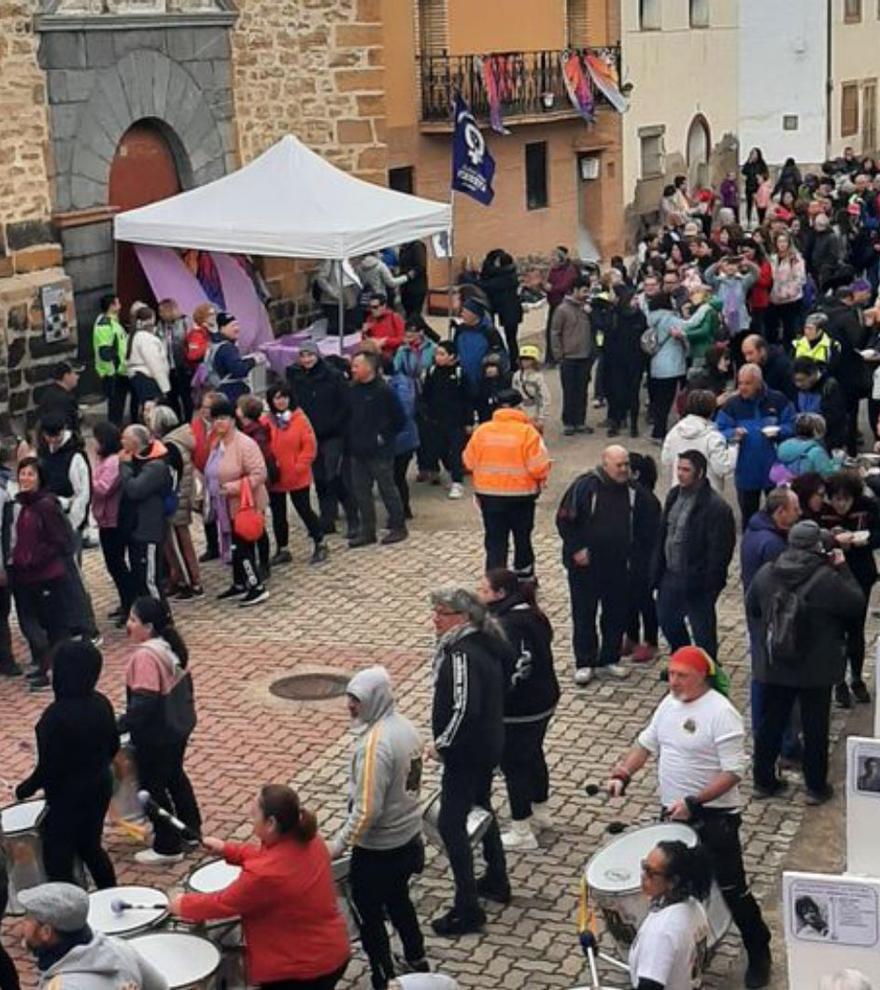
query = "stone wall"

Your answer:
(231, 0), (388, 183)
(0, 268), (79, 431)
